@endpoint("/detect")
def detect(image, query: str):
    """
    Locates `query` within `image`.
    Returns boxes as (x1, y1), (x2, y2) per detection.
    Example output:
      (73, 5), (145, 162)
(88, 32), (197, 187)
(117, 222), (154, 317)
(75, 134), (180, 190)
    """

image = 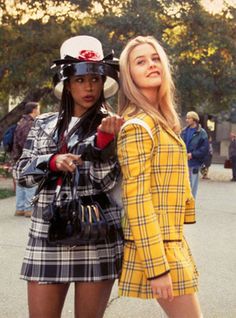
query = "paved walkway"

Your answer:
(0, 164), (236, 317)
